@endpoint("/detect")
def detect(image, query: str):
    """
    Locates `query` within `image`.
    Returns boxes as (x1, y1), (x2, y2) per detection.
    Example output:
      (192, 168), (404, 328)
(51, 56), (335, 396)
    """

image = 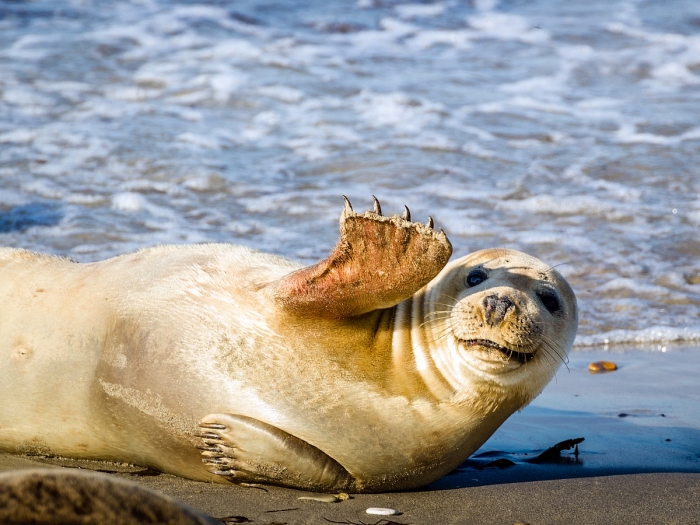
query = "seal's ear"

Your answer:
(274, 196), (452, 319)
